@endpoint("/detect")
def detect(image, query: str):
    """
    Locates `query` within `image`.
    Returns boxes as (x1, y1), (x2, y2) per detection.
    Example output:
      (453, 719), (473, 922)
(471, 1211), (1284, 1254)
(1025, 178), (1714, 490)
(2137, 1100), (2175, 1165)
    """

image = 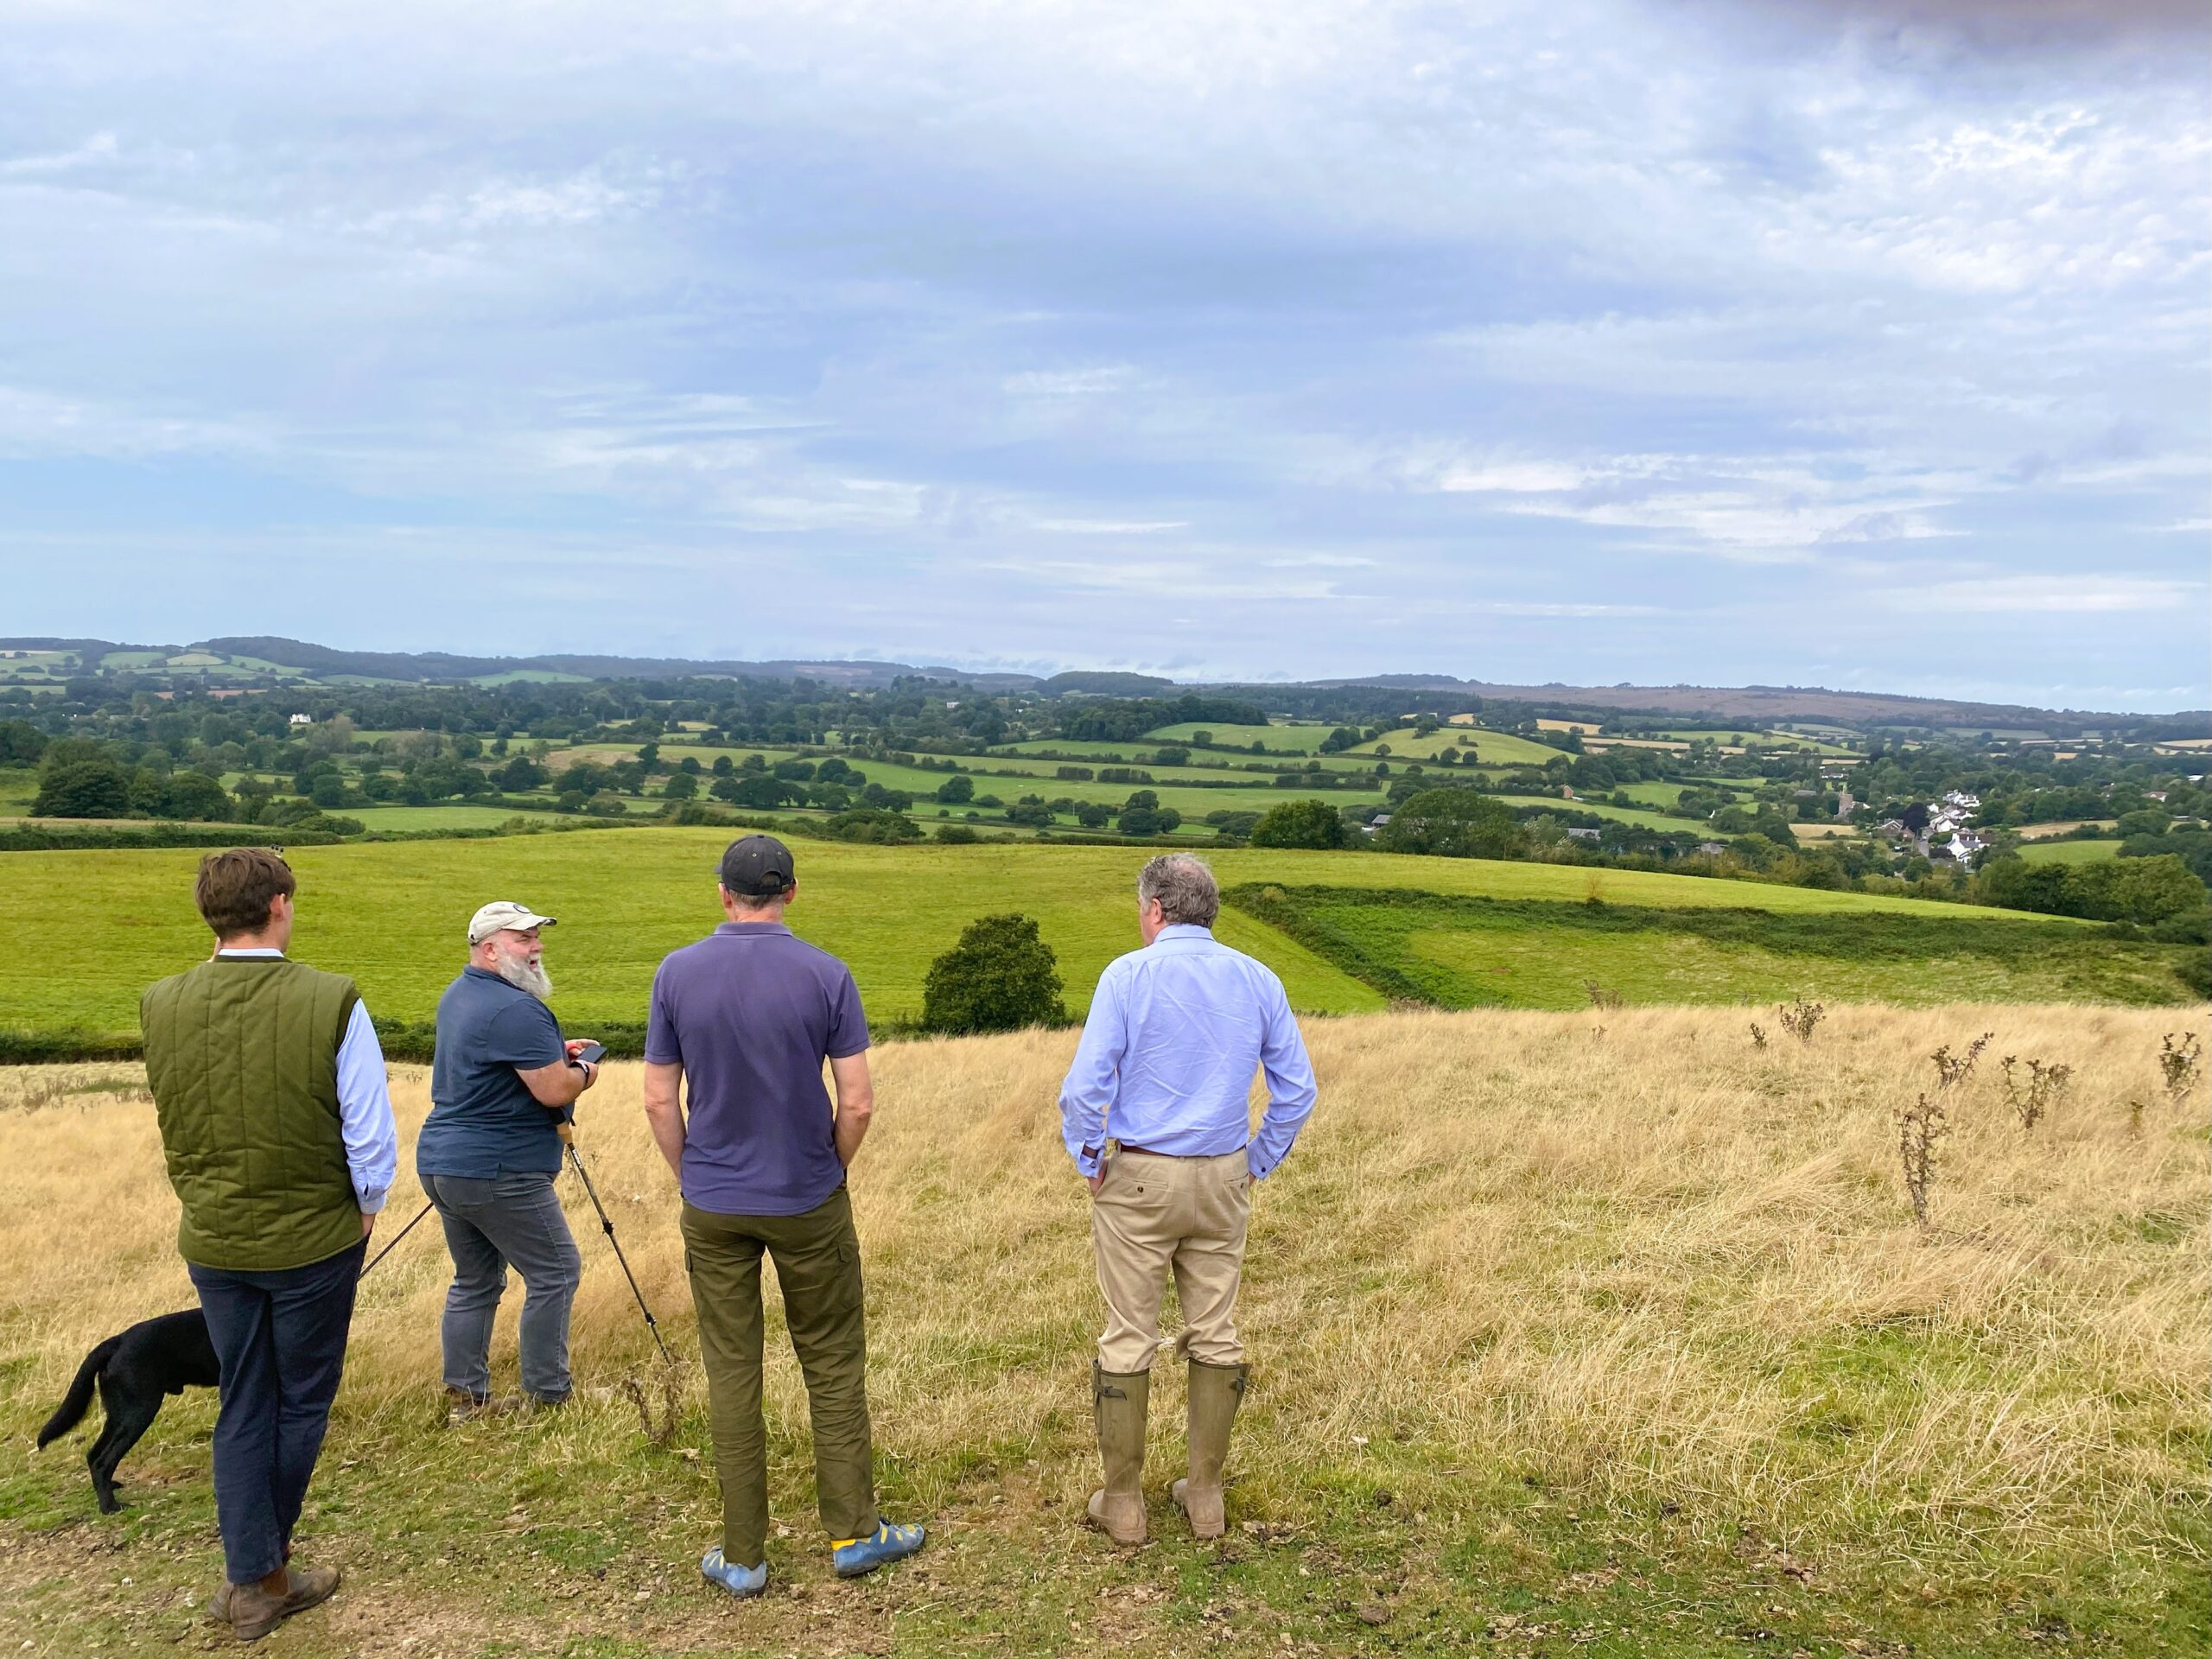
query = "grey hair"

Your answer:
(1137, 853), (1219, 927)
